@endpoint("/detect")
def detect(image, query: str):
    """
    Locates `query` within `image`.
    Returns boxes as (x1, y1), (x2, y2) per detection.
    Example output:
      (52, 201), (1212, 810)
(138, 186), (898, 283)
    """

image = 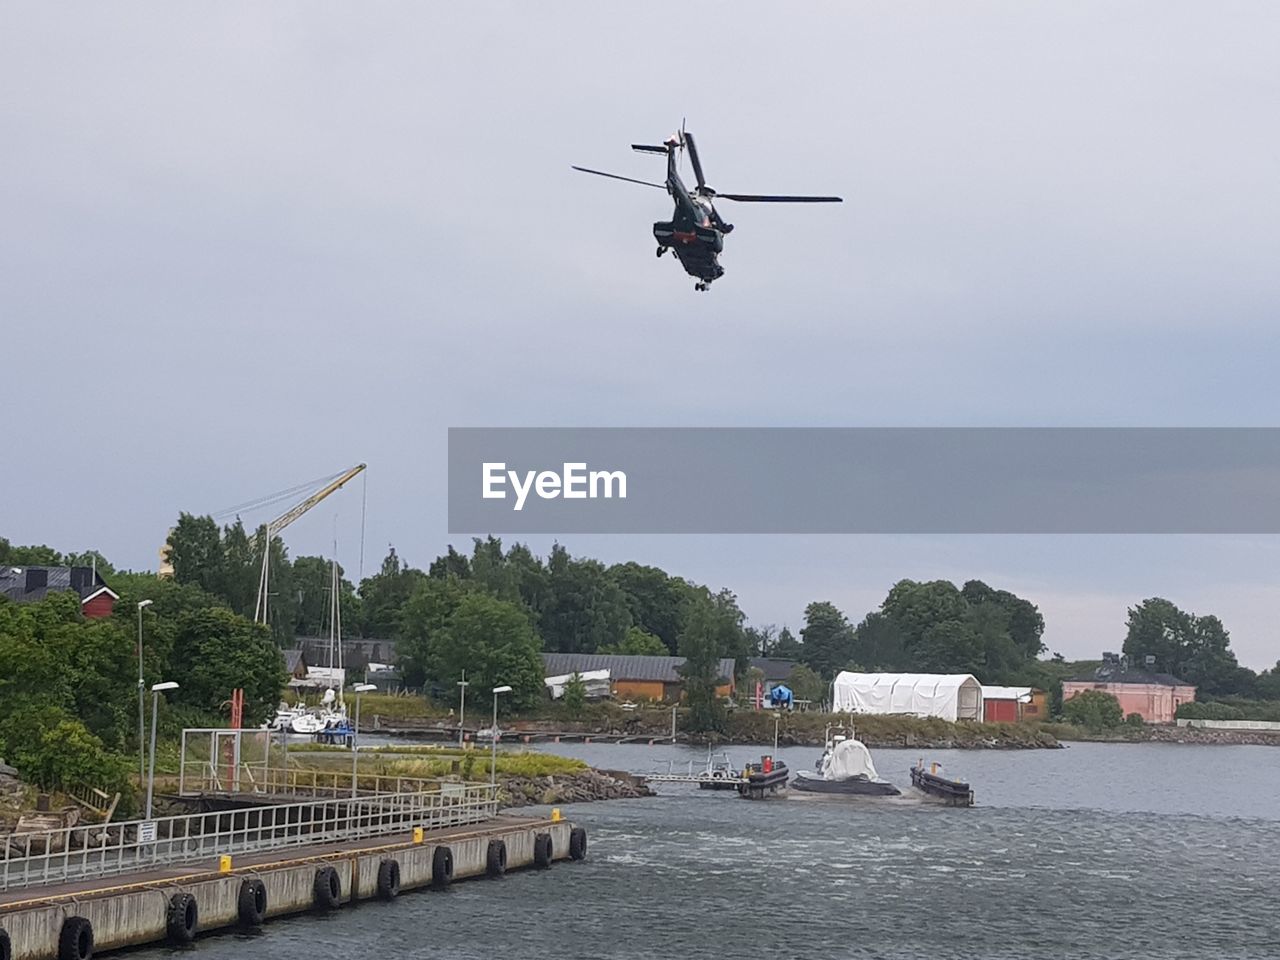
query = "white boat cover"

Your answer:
(823, 738), (882, 781)
(544, 669), (611, 699)
(831, 672), (984, 721)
